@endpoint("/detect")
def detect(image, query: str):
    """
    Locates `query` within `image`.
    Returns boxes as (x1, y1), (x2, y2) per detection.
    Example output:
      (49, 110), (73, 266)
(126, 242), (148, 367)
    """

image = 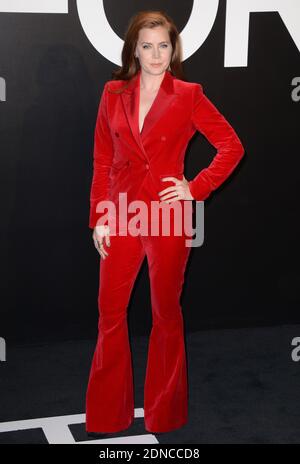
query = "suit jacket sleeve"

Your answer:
(89, 82), (114, 229)
(188, 83), (245, 201)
